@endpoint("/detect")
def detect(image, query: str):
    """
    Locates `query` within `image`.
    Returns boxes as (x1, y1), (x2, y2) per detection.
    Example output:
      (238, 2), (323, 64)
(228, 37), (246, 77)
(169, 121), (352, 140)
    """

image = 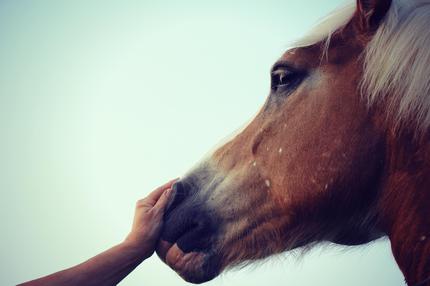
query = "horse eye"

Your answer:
(271, 68), (305, 93)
